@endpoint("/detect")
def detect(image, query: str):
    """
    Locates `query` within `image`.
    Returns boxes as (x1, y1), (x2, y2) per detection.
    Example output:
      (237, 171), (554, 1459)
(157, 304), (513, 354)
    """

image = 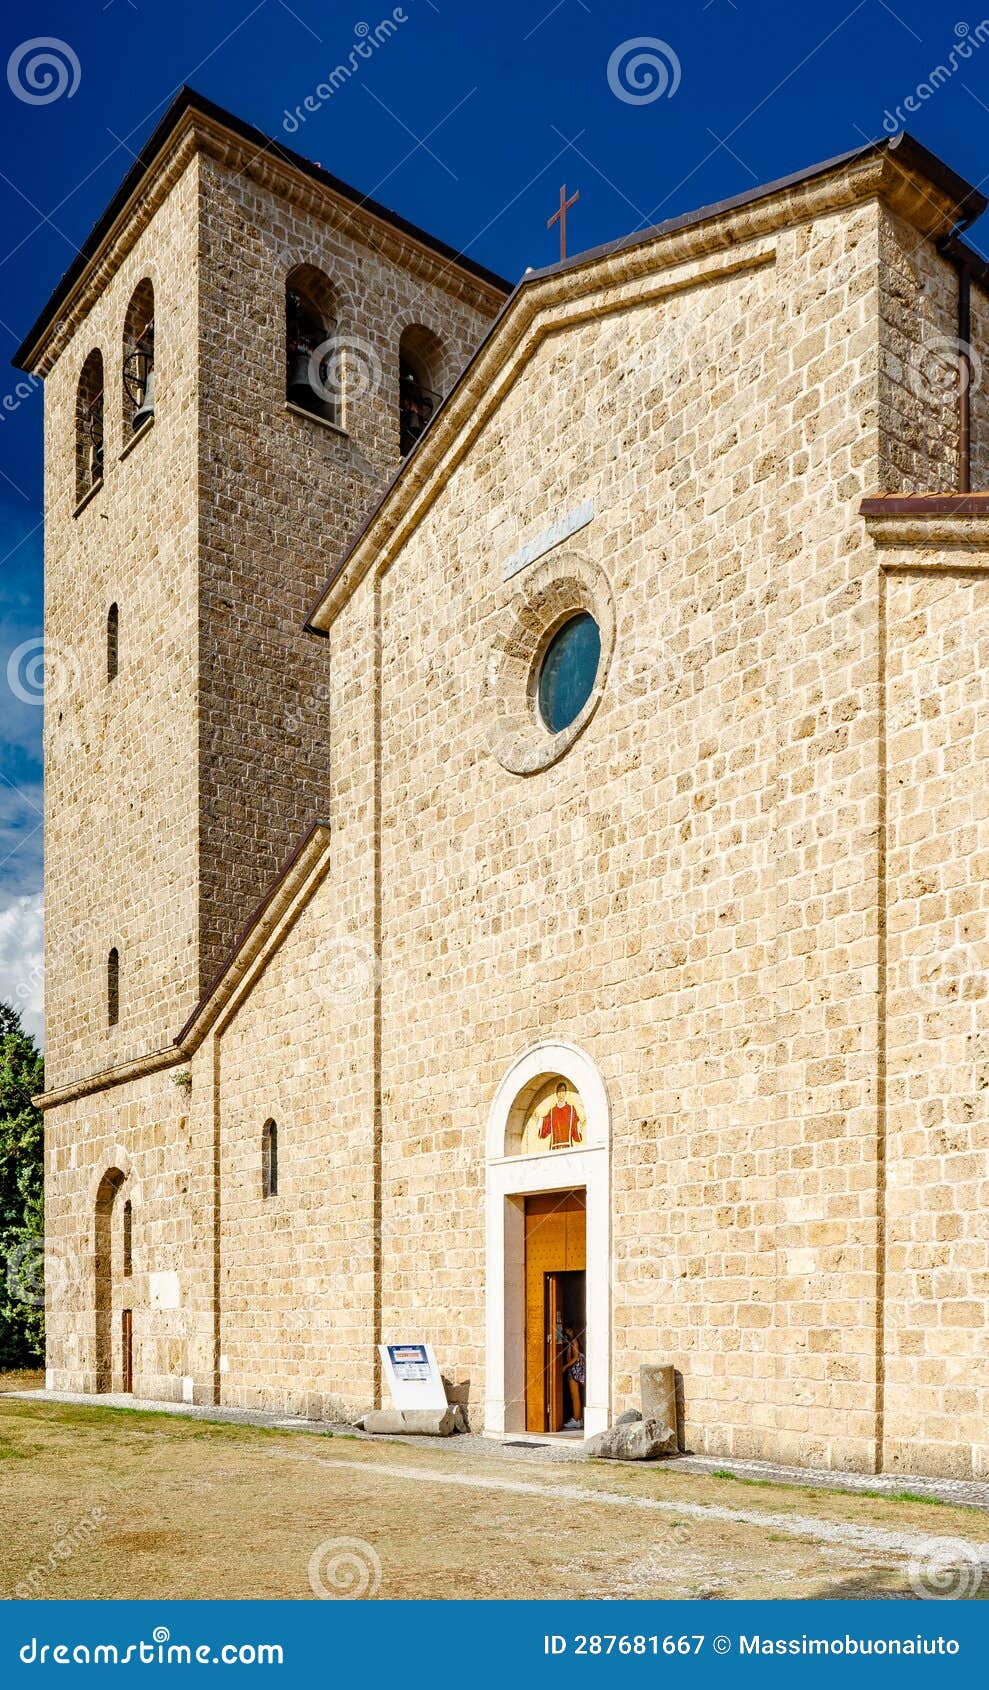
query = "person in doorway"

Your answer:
(562, 1325), (585, 1430)
(539, 1081), (582, 1148)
